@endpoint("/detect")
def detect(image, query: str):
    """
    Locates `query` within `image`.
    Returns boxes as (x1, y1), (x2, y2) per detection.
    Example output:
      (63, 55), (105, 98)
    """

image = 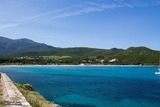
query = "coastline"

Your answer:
(0, 64), (157, 67)
(0, 73), (60, 107)
(0, 64), (159, 107)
